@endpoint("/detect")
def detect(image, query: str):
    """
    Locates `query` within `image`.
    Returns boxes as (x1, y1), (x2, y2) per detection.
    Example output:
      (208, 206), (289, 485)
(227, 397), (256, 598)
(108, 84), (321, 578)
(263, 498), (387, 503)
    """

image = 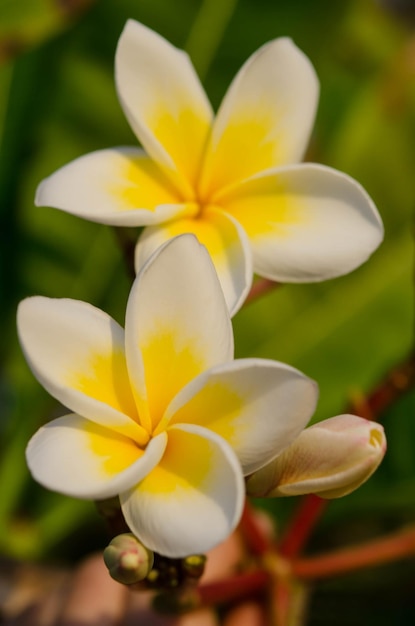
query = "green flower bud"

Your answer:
(103, 533), (154, 584)
(182, 554), (206, 580)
